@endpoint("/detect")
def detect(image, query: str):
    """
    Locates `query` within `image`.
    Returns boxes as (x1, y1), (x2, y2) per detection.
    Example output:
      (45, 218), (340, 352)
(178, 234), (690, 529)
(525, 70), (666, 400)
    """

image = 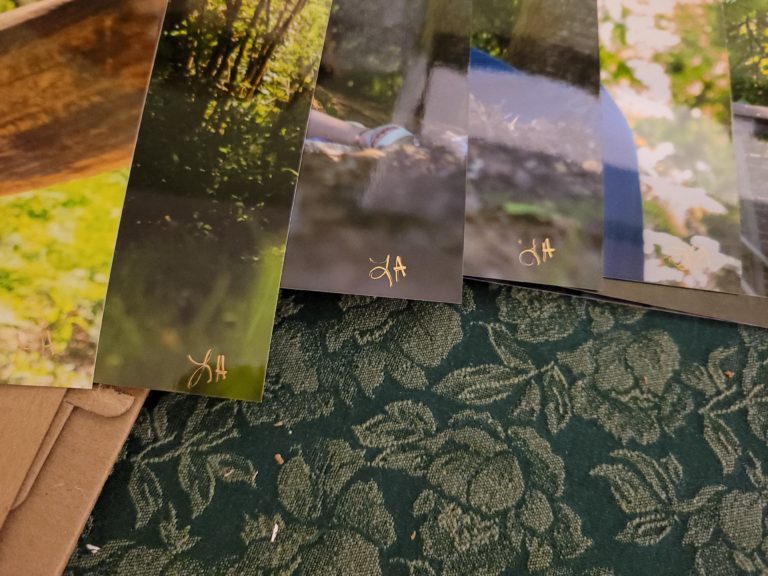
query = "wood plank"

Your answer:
(0, 0), (166, 197)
